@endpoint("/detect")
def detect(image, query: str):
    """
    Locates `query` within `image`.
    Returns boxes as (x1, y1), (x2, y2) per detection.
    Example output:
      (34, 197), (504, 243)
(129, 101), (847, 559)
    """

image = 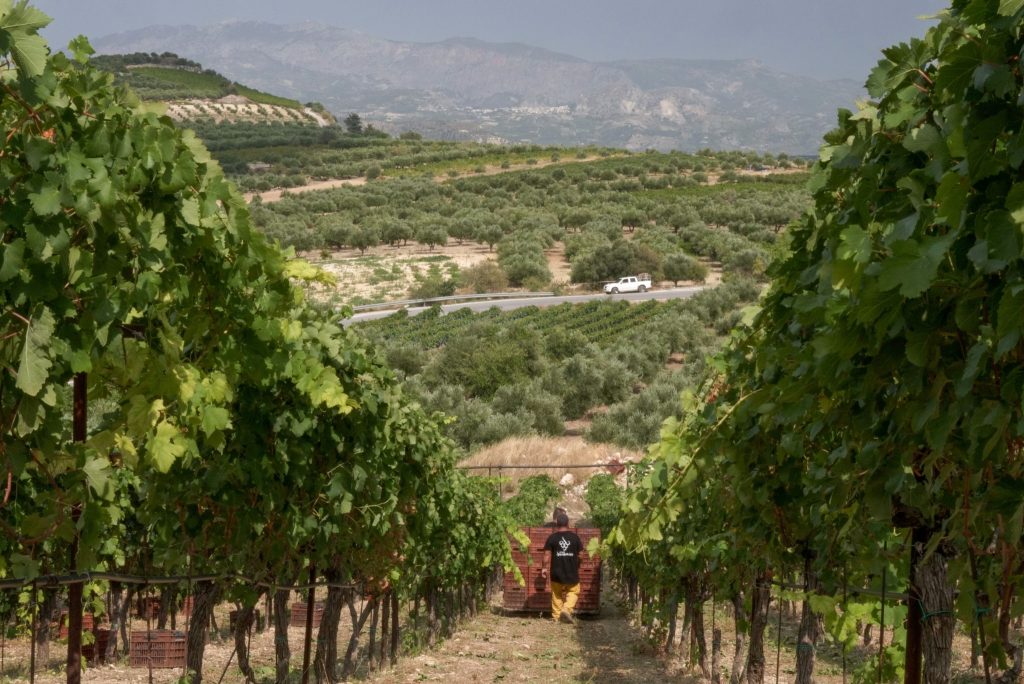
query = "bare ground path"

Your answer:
(363, 593), (668, 684)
